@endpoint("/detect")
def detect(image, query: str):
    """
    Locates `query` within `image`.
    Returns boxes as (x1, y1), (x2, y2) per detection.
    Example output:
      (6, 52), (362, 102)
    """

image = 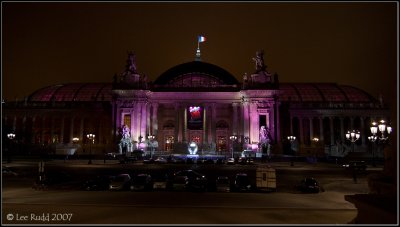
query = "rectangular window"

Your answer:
(259, 115), (266, 129)
(123, 114), (131, 127)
